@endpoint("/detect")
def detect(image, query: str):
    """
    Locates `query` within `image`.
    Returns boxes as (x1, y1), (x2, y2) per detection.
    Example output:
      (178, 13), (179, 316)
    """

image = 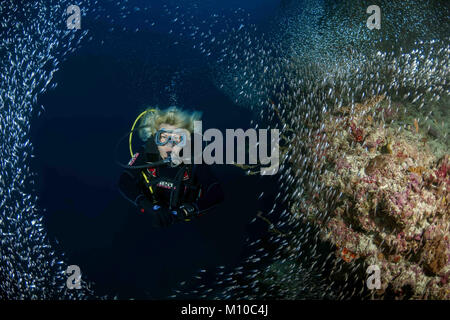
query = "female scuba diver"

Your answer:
(118, 106), (224, 228)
